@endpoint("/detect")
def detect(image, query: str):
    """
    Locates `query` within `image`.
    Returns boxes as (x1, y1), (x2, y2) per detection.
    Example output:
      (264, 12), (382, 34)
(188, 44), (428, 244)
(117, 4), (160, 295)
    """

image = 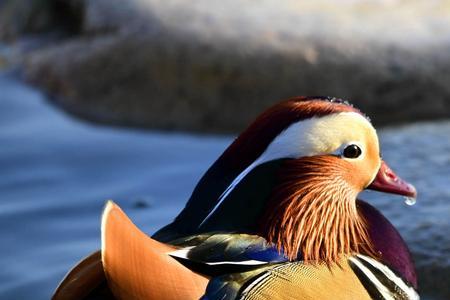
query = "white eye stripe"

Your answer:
(197, 112), (376, 228)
